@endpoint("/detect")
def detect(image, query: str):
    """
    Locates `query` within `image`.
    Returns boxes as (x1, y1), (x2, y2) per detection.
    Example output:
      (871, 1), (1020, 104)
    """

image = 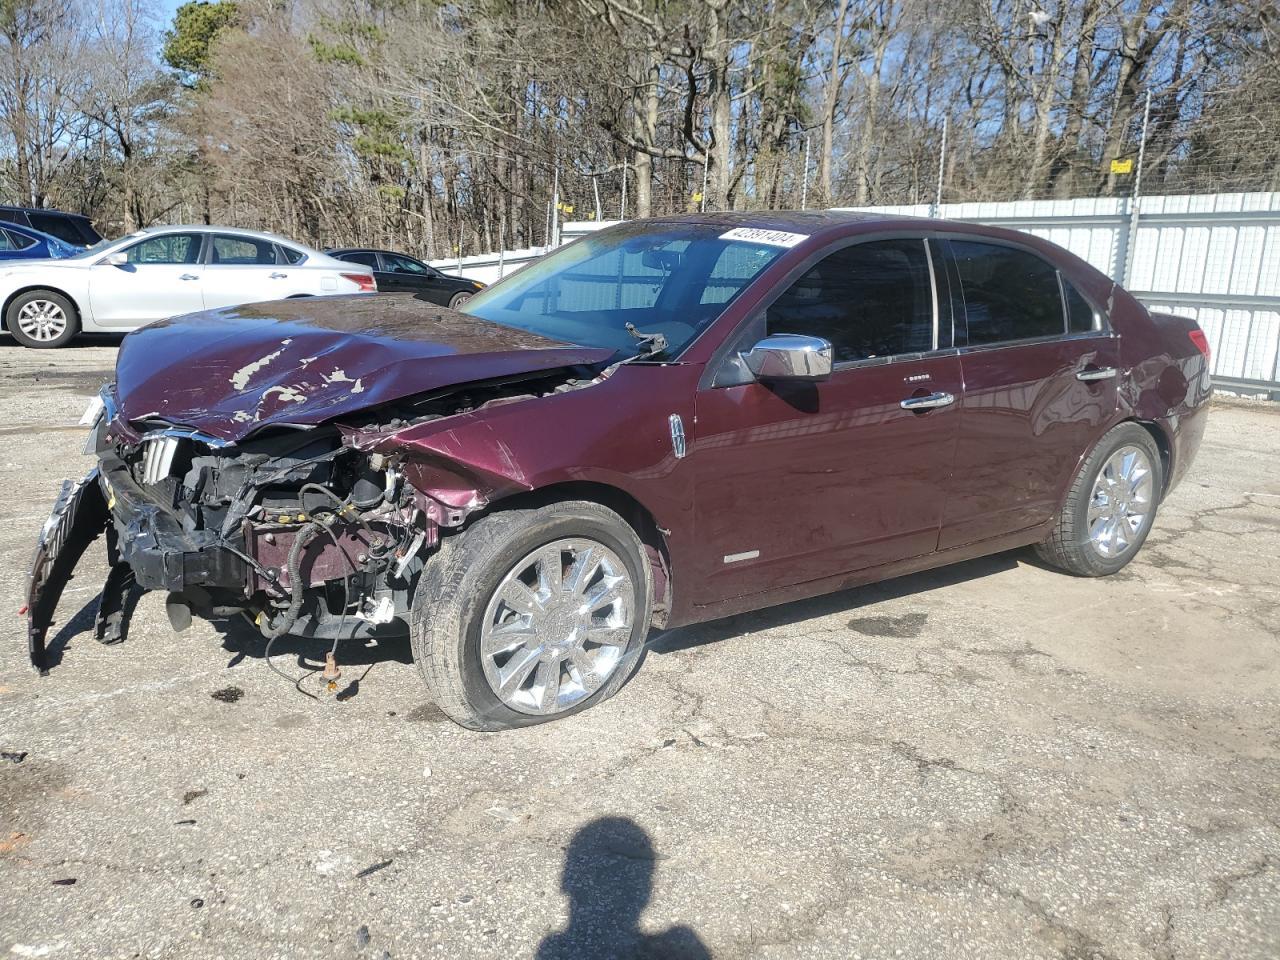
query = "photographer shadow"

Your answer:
(537, 817), (710, 960)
